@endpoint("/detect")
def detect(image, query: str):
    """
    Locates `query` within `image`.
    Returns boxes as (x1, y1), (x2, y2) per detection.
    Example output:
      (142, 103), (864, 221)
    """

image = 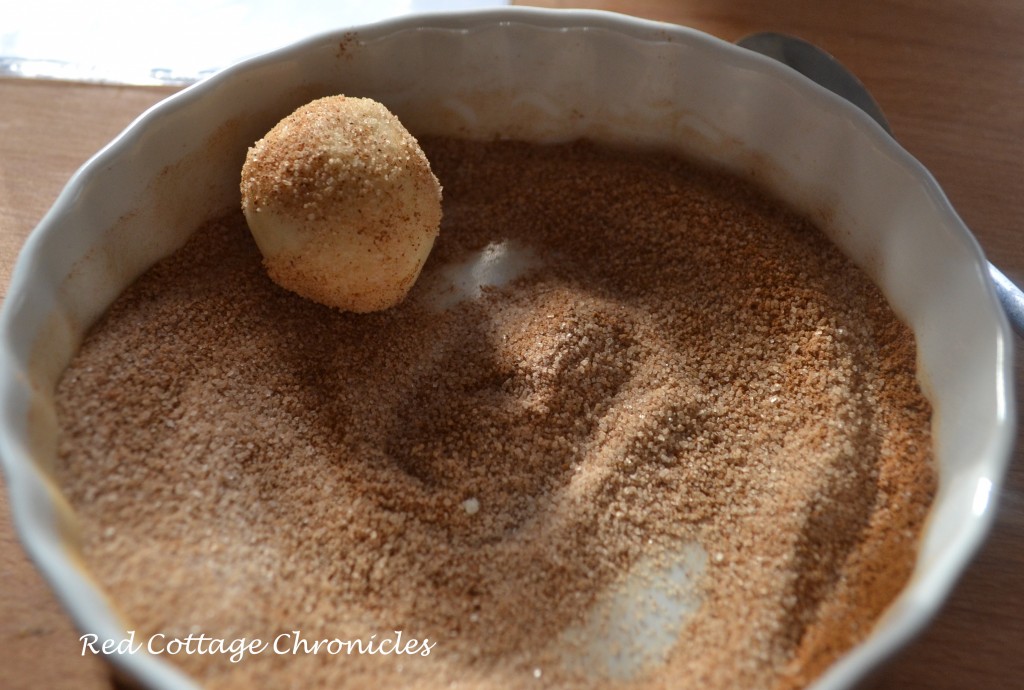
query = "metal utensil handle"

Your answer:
(990, 265), (1024, 336)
